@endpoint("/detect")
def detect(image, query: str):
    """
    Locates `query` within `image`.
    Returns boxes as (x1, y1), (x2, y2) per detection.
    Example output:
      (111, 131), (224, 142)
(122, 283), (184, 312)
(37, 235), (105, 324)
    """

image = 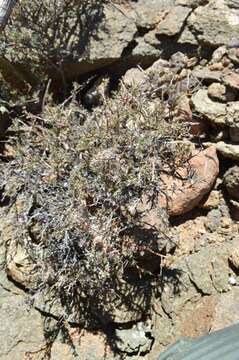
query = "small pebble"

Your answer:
(228, 275), (237, 285)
